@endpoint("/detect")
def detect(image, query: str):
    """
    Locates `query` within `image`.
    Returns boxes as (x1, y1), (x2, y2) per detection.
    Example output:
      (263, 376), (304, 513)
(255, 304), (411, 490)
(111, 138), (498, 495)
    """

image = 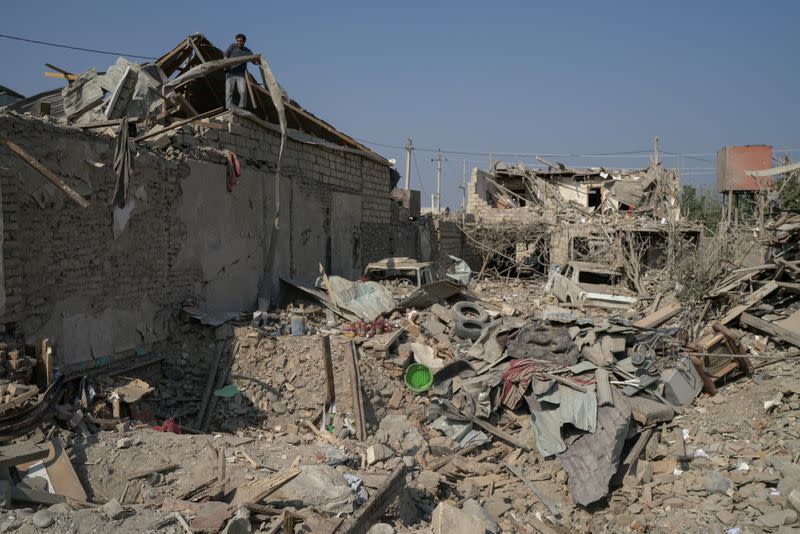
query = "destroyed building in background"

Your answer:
(461, 158), (702, 285)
